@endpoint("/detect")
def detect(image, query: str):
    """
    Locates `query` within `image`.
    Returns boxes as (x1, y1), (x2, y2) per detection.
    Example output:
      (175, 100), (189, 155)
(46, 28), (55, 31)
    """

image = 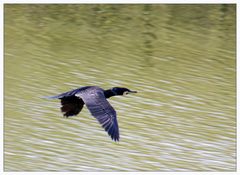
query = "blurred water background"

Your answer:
(4, 4), (236, 171)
